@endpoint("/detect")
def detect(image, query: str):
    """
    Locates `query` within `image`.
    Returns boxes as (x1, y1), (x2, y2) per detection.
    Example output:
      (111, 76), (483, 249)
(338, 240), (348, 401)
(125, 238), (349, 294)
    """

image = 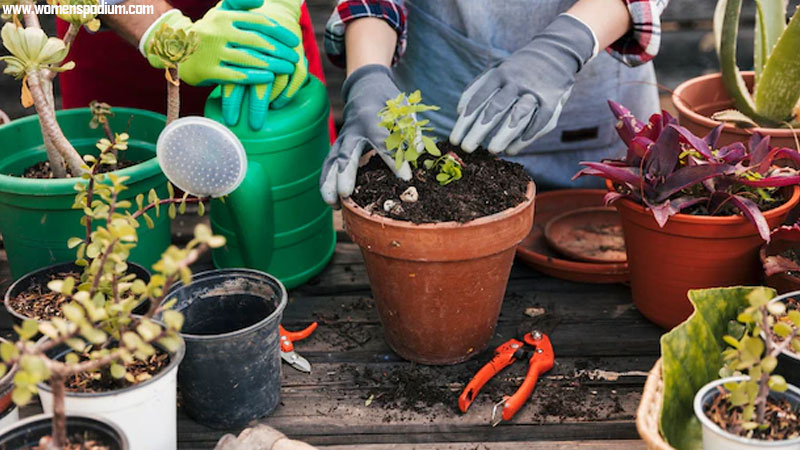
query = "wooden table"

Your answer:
(0, 218), (663, 449)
